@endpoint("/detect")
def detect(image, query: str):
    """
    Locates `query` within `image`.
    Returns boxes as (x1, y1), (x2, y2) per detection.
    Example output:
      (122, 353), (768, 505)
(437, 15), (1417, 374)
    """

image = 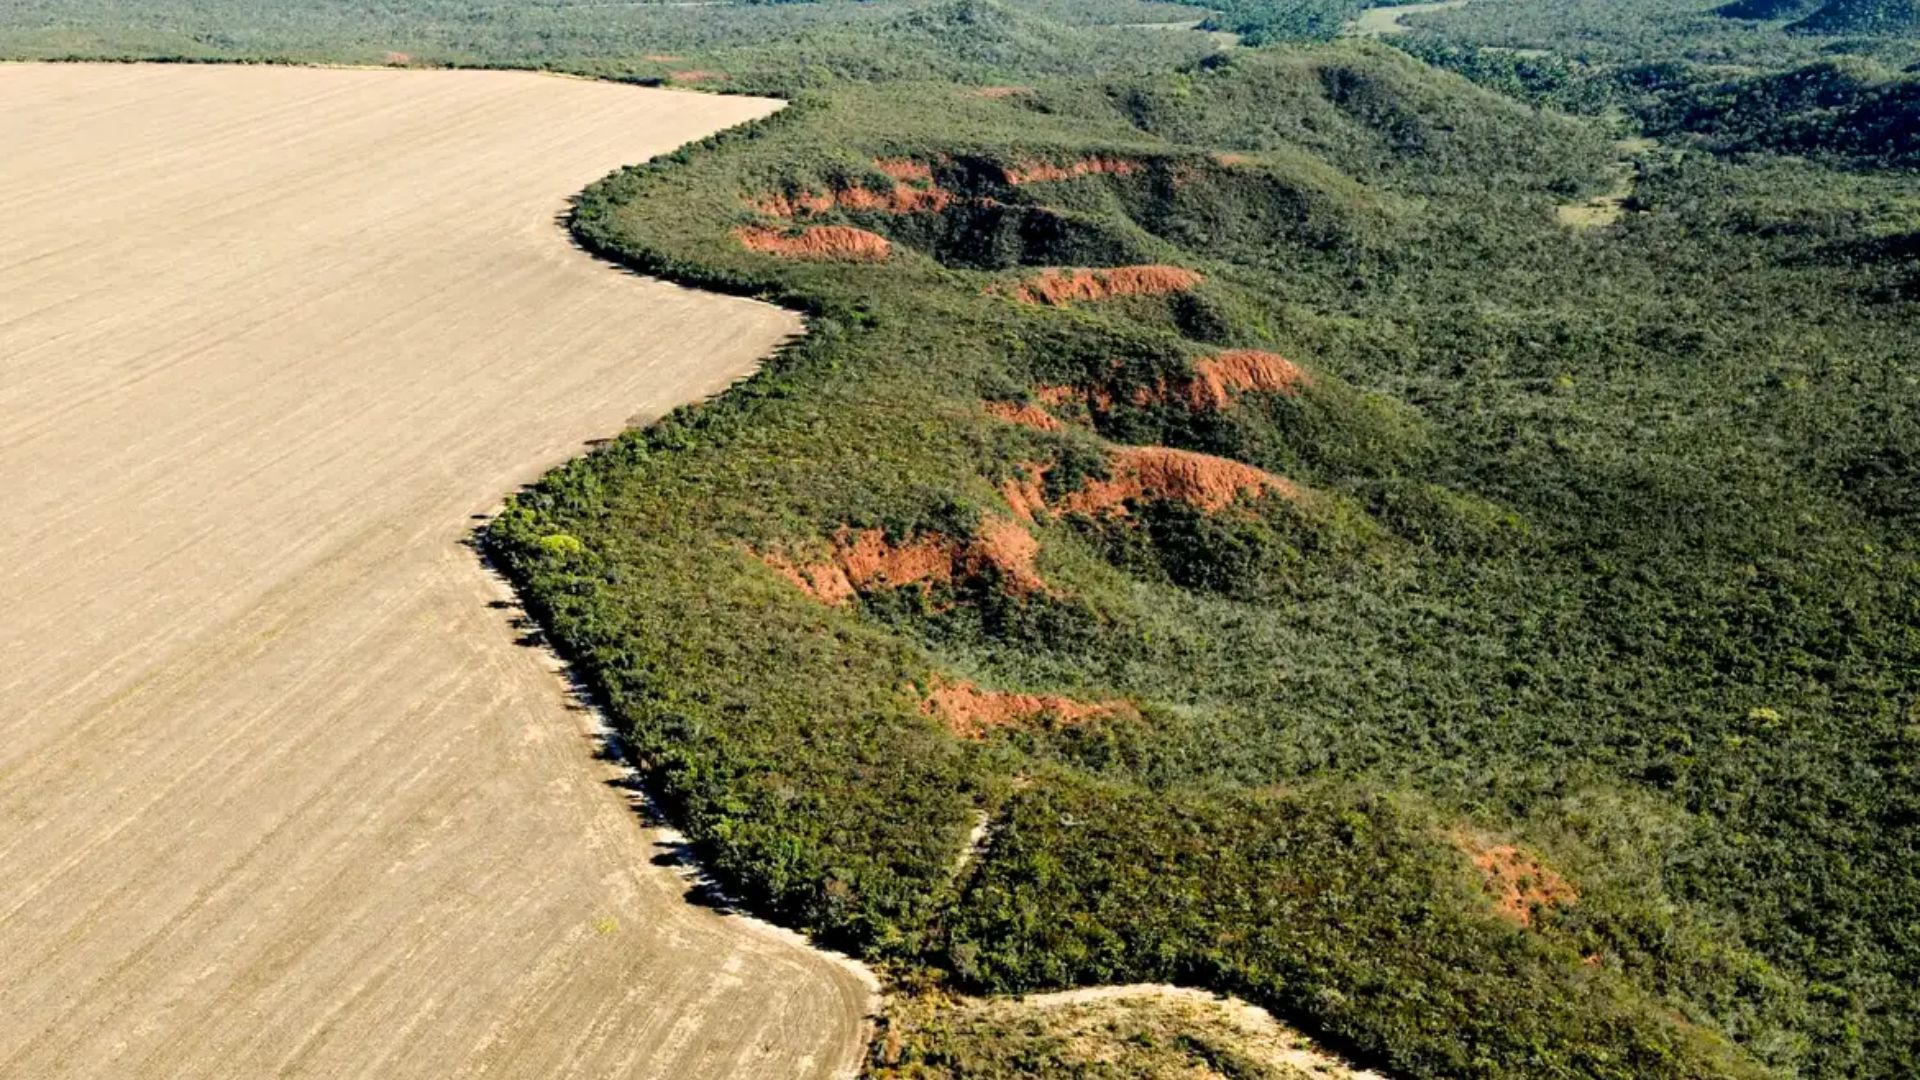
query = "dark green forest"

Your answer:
(10, 1), (1914, 1077)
